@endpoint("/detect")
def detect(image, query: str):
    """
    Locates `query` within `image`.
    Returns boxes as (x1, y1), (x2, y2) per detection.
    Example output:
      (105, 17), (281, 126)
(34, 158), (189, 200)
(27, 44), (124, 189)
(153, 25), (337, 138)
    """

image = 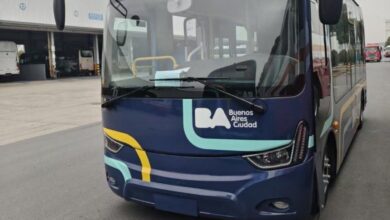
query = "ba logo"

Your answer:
(195, 108), (231, 129)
